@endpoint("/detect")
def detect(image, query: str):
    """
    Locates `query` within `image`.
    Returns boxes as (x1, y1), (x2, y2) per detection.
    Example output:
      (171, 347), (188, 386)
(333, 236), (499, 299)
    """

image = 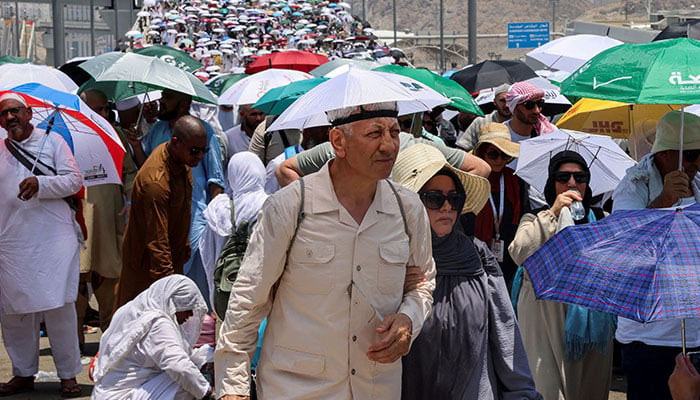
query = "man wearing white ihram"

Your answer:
(0, 92), (84, 397)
